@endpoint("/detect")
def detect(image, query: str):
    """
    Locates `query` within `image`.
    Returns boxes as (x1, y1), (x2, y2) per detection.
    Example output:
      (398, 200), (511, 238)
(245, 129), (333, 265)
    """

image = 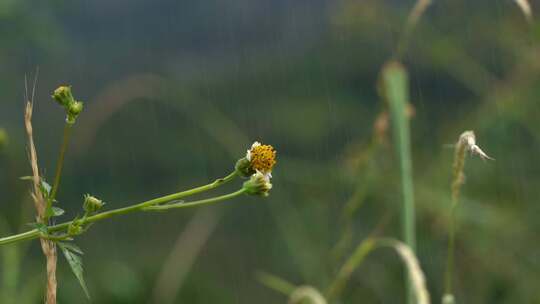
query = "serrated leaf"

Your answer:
(59, 242), (84, 255)
(59, 243), (90, 299)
